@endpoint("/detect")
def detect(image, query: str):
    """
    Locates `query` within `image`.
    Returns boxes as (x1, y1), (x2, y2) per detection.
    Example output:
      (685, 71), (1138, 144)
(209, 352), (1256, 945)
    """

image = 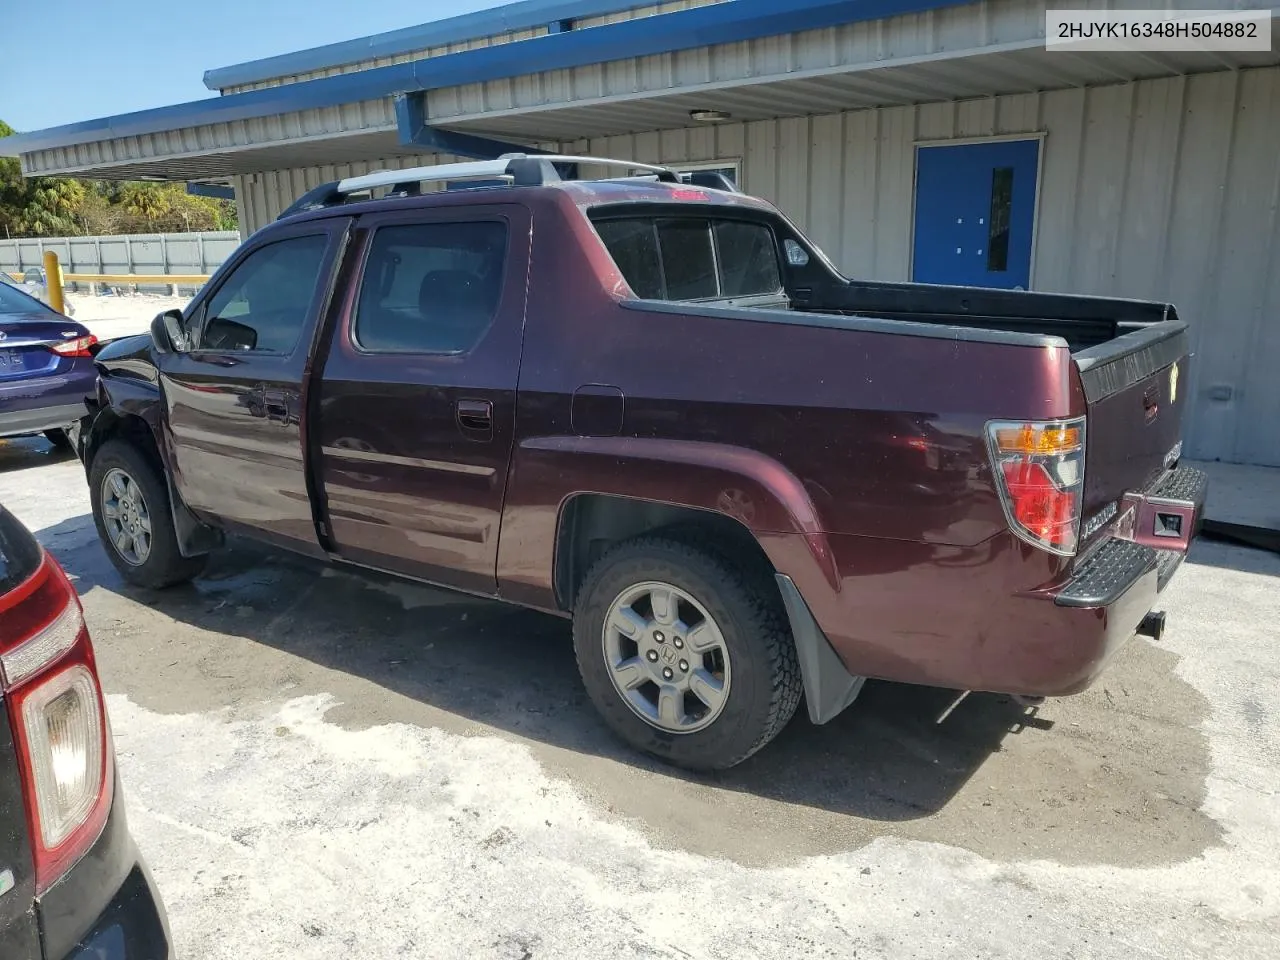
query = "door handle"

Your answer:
(455, 398), (493, 433)
(264, 390), (289, 423)
(252, 385), (291, 423)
